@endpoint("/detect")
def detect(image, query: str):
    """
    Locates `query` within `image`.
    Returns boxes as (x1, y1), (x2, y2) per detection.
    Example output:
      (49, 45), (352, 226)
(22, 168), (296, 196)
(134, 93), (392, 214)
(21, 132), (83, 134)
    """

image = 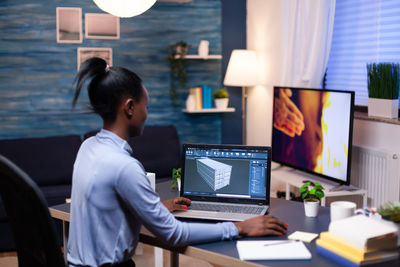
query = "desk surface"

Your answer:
(49, 181), (395, 267)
